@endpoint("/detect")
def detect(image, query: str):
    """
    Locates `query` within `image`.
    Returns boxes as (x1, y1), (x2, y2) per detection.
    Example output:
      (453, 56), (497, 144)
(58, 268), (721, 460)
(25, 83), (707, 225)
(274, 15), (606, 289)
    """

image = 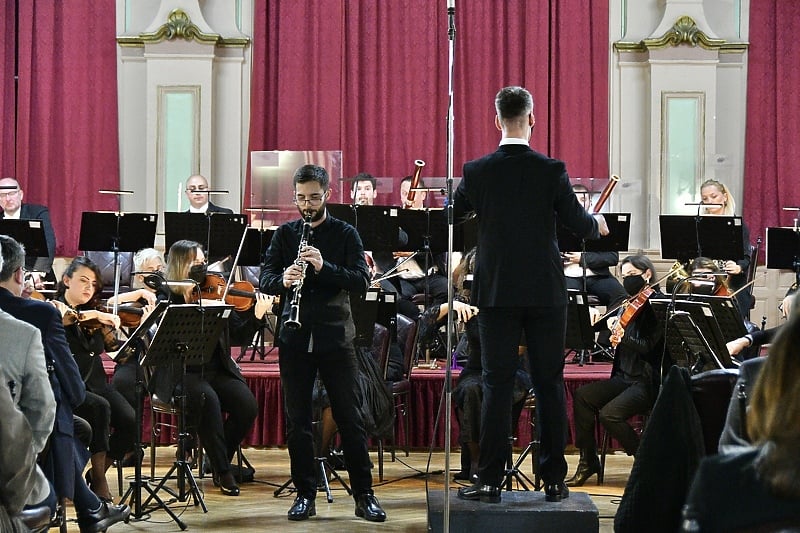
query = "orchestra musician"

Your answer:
(260, 164), (386, 522)
(685, 256), (731, 297)
(184, 174), (234, 214)
(52, 256), (136, 503)
(699, 179), (753, 318)
(567, 255), (667, 487)
(147, 239), (260, 497)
